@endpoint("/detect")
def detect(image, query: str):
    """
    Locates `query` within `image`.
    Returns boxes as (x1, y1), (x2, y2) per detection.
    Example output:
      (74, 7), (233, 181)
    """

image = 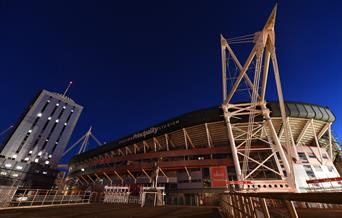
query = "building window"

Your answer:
(327, 166), (334, 172)
(308, 152), (315, 158)
(298, 152), (309, 163)
(304, 165), (315, 179)
(313, 165), (322, 172)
